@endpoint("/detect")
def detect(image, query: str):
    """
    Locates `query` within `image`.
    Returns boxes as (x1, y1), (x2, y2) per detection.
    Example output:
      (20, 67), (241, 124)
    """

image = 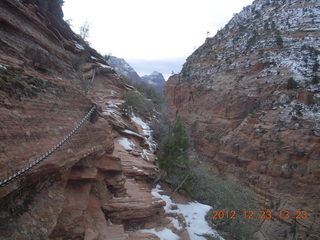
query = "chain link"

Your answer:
(0, 105), (97, 187)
